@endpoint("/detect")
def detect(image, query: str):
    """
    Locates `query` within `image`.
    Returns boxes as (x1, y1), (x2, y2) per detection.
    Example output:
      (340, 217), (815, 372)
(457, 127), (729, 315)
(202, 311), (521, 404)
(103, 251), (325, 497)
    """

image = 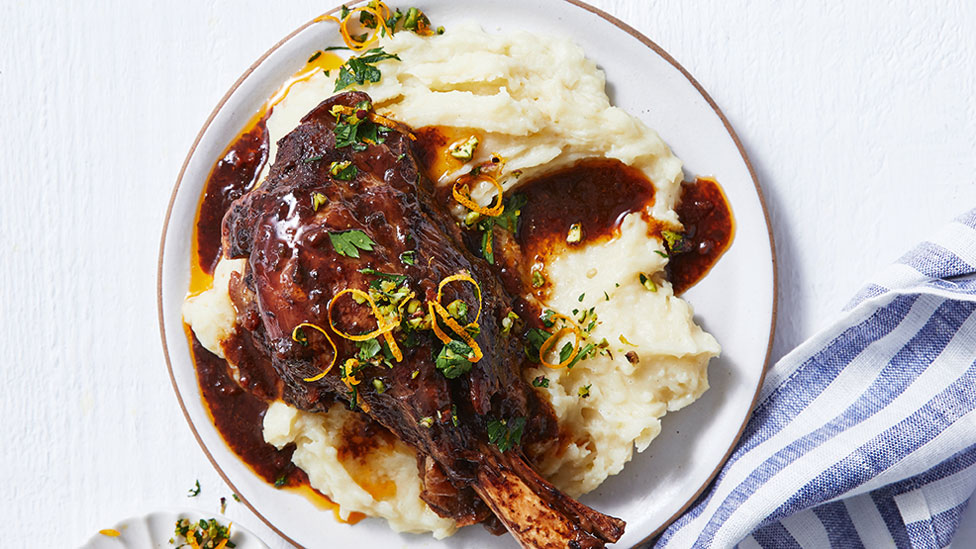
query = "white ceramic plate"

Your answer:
(158, 1), (776, 547)
(81, 510), (269, 549)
